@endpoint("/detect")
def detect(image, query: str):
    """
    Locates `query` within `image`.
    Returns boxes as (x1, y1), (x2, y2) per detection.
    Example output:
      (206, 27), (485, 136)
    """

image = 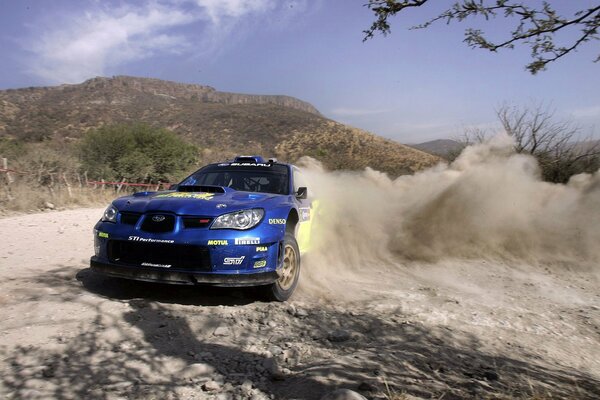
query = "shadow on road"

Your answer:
(75, 267), (261, 307)
(1, 265), (599, 399)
